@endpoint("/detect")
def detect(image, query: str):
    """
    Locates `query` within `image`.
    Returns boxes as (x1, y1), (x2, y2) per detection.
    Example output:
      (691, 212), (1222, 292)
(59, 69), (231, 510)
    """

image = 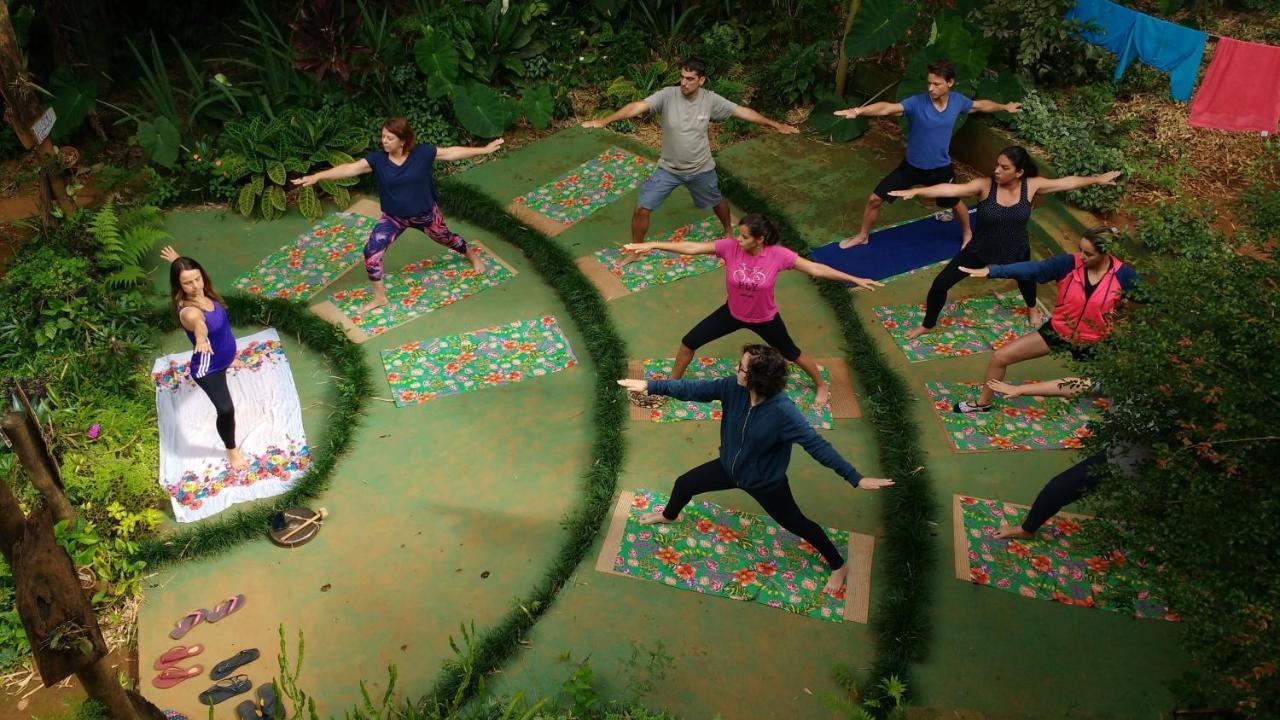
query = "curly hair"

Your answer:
(741, 344), (788, 398)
